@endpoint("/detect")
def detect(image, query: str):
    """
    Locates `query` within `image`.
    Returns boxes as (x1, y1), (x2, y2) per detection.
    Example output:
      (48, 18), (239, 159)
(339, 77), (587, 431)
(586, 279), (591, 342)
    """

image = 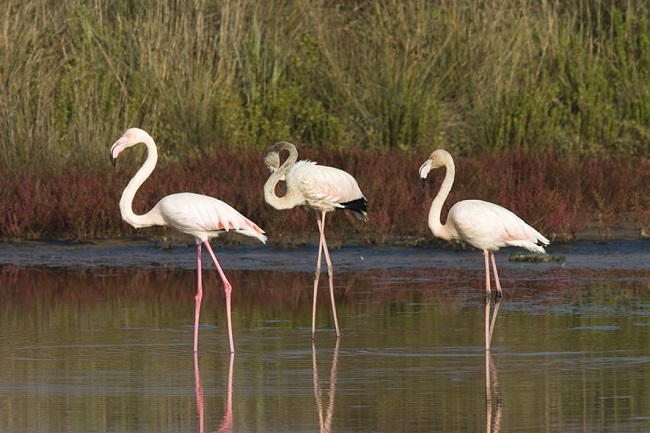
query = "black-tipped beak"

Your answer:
(420, 177), (426, 188)
(111, 155), (117, 167)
